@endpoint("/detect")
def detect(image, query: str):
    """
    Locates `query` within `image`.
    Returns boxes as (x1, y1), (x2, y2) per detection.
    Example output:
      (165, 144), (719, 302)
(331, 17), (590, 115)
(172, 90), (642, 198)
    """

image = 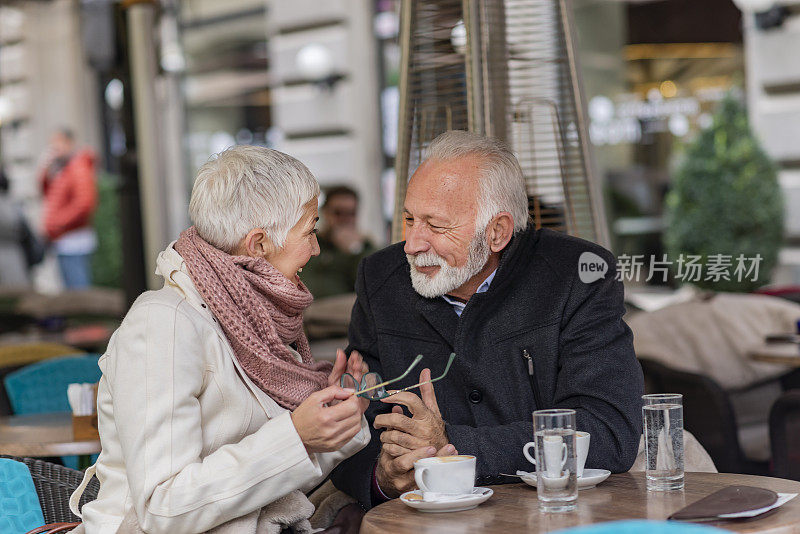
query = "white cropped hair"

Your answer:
(426, 130), (529, 233)
(188, 145), (320, 252)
